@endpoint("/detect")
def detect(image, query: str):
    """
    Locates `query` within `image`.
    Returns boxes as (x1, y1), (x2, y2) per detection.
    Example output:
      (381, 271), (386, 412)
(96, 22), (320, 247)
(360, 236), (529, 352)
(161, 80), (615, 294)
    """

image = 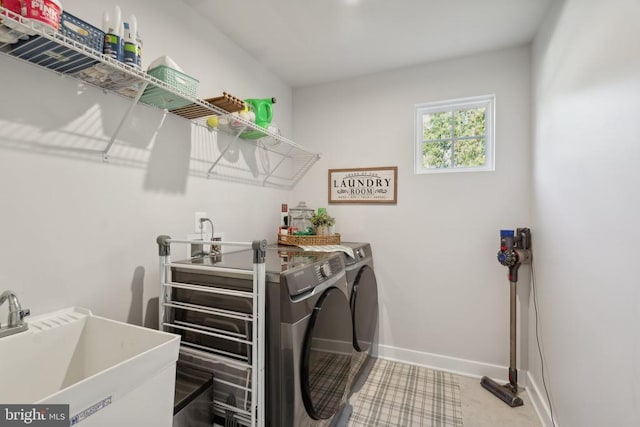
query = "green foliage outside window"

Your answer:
(422, 107), (486, 169)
